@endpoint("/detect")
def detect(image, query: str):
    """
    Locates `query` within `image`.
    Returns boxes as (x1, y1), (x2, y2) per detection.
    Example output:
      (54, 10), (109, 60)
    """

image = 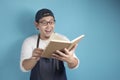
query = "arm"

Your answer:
(52, 44), (79, 69)
(22, 48), (43, 71)
(22, 58), (38, 71)
(66, 53), (79, 69)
